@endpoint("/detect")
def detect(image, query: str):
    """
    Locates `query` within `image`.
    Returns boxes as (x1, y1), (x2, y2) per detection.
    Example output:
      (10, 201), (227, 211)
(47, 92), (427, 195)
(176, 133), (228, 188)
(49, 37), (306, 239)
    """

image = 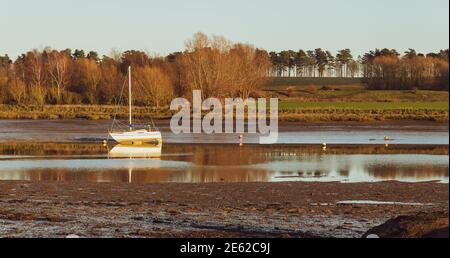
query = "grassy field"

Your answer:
(266, 78), (449, 121)
(277, 109), (448, 122)
(265, 85), (448, 102)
